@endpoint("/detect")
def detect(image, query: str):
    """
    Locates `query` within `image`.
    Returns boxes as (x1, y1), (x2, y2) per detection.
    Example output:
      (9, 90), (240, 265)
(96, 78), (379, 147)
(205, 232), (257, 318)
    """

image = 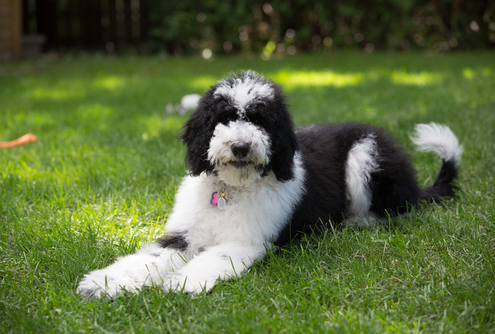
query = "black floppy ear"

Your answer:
(267, 92), (299, 182)
(270, 121), (298, 182)
(179, 94), (216, 176)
